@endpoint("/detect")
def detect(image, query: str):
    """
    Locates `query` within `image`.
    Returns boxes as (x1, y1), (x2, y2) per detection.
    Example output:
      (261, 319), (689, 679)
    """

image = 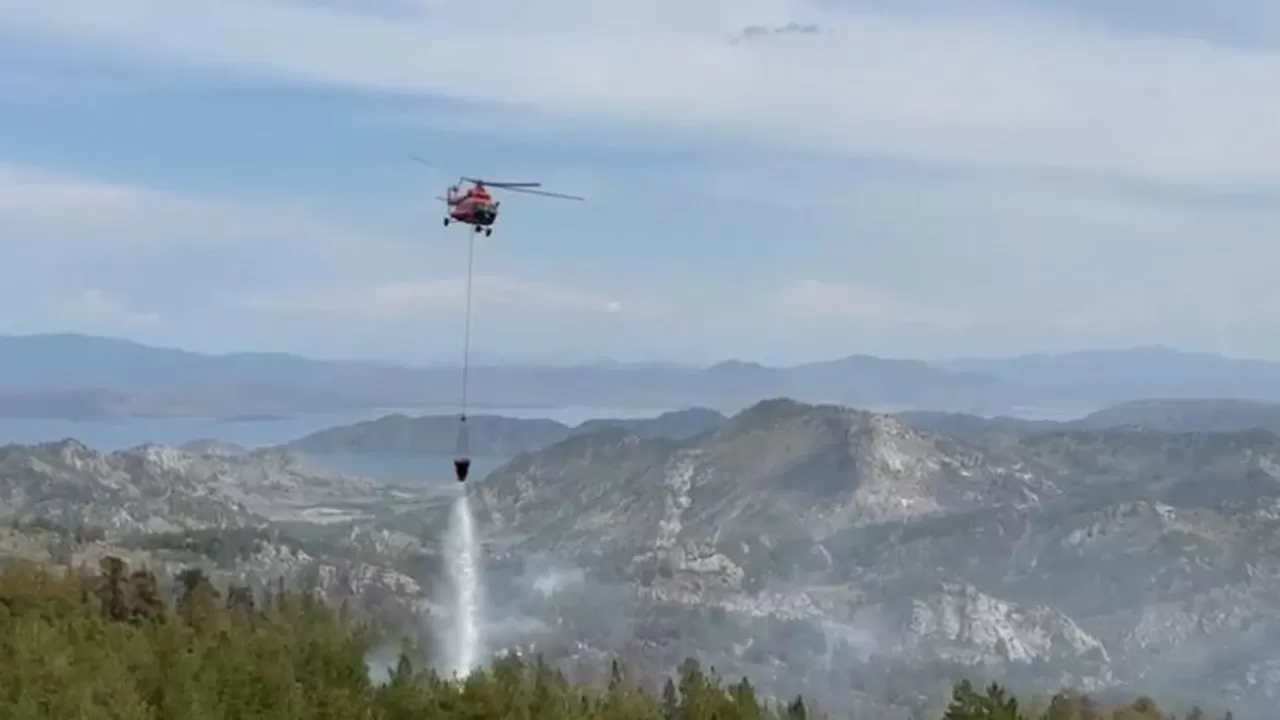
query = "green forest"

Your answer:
(0, 557), (1234, 719)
